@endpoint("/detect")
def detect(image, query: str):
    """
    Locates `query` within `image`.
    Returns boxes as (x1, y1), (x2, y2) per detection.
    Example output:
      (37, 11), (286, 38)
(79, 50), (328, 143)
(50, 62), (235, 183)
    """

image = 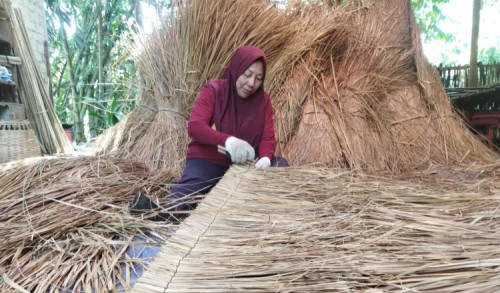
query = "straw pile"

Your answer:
(274, 0), (495, 169)
(1, 1), (498, 292)
(133, 164), (500, 292)
(96, 0), (350, 172)
(0, 155), (177, 292)
(95, 0), (496, 174)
